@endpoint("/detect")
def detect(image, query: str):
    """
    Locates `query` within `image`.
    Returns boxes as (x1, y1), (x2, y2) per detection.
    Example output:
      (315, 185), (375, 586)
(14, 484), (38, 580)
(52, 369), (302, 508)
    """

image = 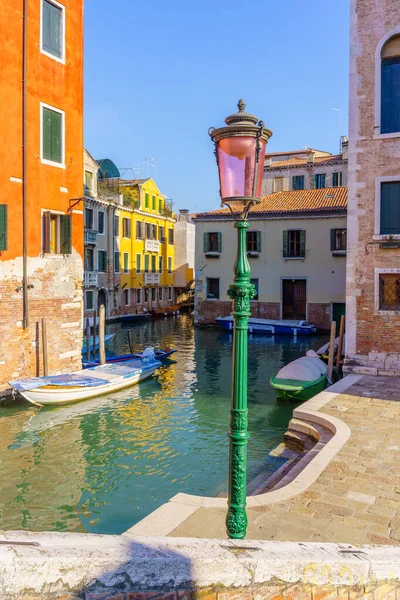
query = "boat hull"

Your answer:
(82, 333), (115, 355)
(269, 374), (327, 403)
(17, 366), (158, 407)
(119, 314), (150, 323)
(216, 317), (315, 336)
(82, 349), (176, 369)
